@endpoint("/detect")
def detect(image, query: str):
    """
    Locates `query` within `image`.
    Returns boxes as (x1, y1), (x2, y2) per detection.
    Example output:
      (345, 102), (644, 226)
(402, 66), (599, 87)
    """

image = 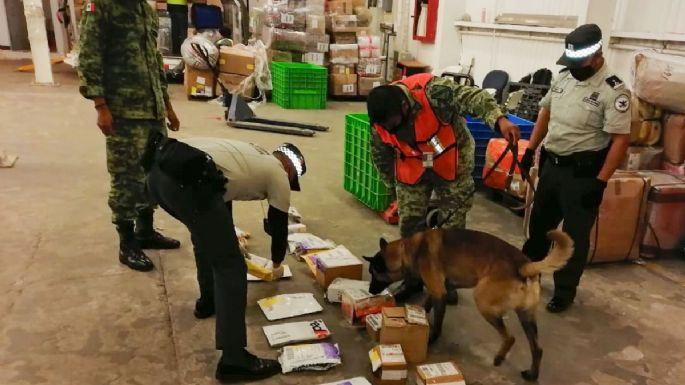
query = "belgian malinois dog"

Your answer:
(364, 228), (573, 381)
